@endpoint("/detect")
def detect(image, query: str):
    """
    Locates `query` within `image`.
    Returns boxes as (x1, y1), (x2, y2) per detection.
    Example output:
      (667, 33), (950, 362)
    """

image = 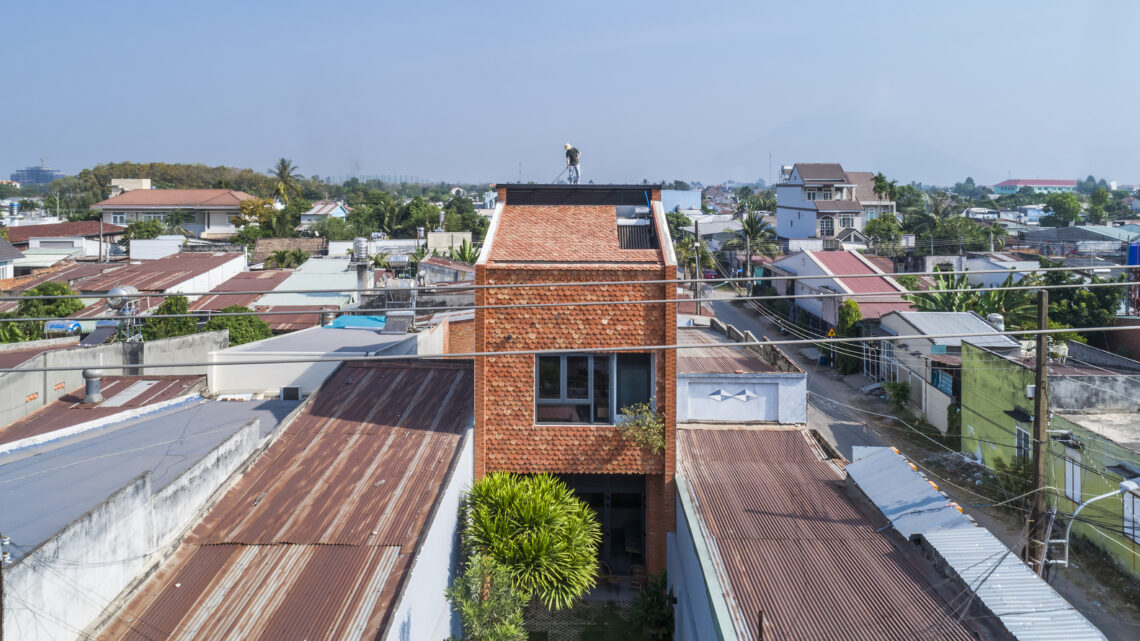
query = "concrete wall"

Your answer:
(678, 373), (806, 424)
(670, 479), (732, 641)
(142, 330), (228, 376)
(1052, 375), (1140, 412)
(384, 429), (473, 641)
(964, 258), (1039, 287)
(3, 419), (268, 641)
(924, 382), (953, 433)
